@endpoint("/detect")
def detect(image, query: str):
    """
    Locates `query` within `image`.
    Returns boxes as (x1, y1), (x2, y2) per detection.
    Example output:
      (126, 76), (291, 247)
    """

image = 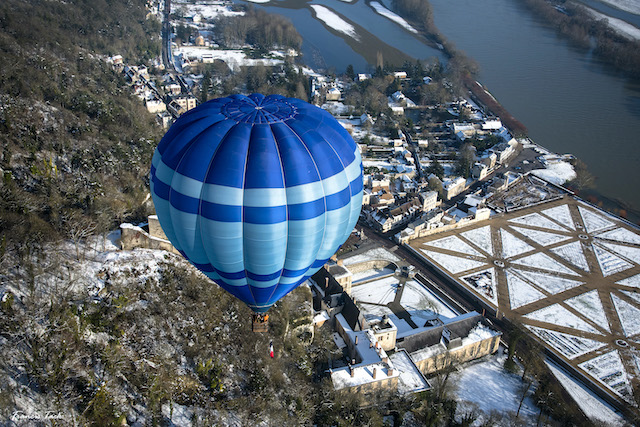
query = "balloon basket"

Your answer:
(252, 313), (269, 333)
